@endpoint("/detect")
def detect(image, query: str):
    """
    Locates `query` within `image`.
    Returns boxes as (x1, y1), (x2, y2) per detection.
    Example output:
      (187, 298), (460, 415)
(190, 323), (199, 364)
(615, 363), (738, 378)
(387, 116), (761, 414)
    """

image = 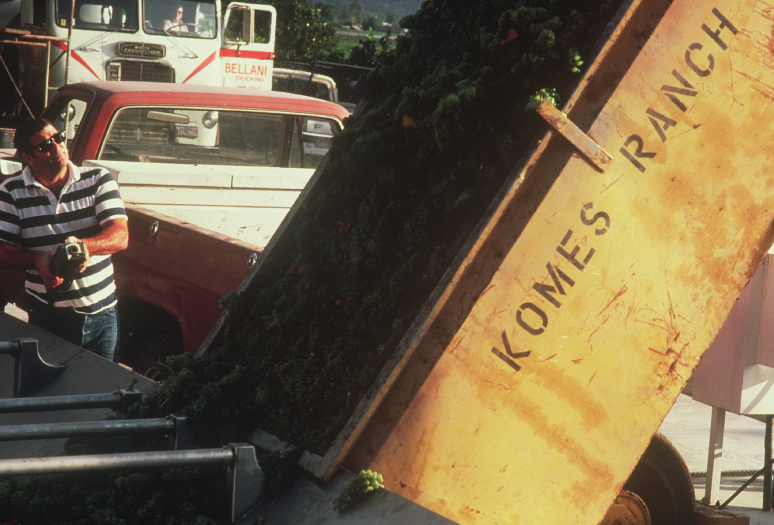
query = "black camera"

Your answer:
(49, 236), (87, 290)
